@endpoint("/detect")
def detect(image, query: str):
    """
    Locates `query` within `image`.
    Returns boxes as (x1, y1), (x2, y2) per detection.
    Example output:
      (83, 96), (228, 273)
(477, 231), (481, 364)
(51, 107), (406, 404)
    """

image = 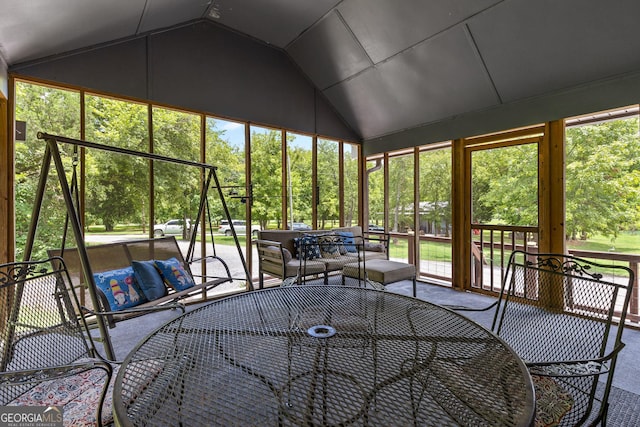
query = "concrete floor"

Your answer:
(99, 278), (640, 395)
(384, 279), (640, 396)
